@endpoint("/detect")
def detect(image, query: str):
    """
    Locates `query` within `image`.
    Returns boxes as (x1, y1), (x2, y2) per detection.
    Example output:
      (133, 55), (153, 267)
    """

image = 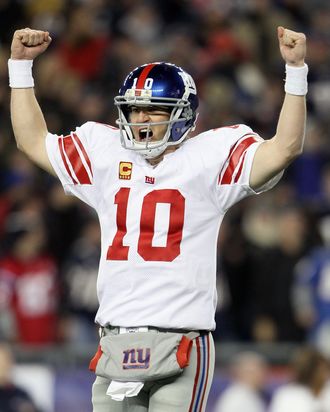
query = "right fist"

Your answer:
(11, 28), (52, 60)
